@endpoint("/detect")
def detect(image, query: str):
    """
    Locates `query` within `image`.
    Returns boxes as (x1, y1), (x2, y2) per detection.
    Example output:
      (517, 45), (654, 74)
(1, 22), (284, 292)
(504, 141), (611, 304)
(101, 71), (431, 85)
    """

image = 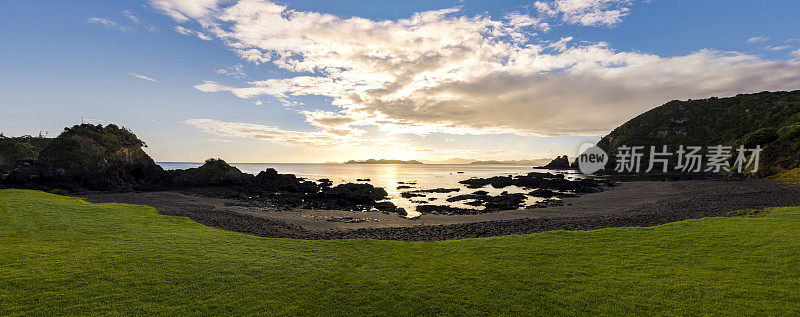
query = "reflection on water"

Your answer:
(158, 162), (579, 217)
